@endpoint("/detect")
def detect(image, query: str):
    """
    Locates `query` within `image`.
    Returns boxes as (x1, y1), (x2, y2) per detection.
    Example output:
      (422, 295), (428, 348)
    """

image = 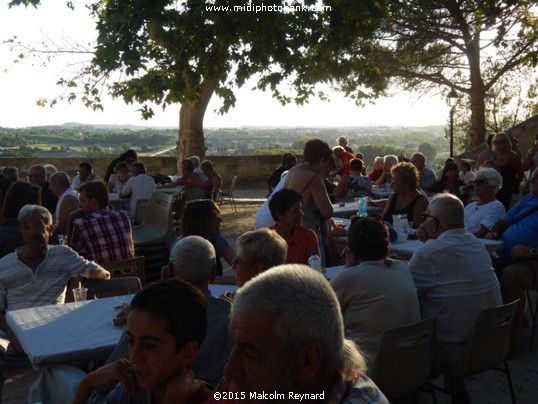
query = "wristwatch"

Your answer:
(531, 248), (538, 257)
